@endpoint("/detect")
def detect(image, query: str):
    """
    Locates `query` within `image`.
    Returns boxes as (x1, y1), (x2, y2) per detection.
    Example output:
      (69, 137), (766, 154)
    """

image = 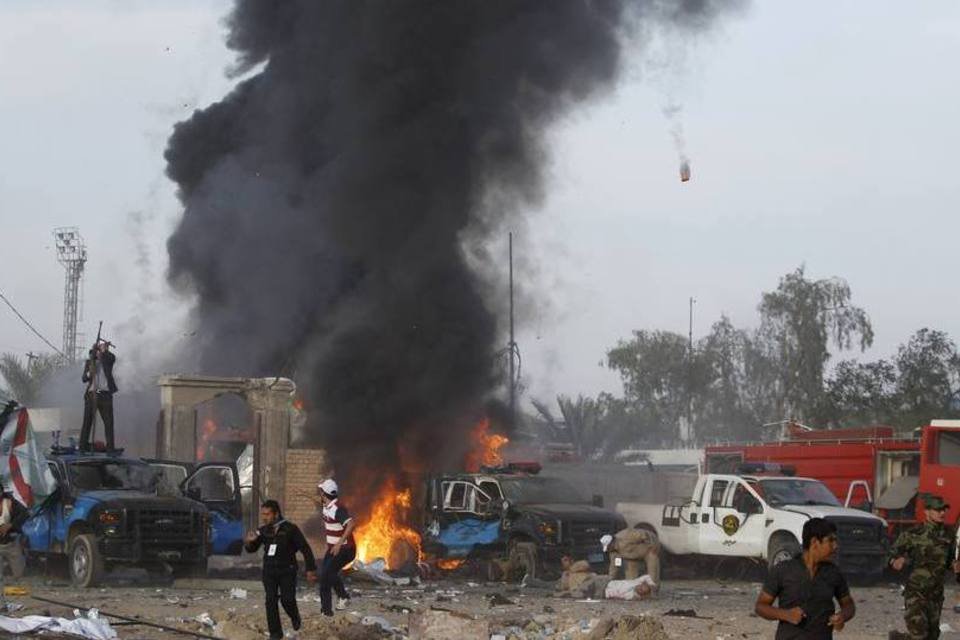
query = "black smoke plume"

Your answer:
(165, 0), (742, 489)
